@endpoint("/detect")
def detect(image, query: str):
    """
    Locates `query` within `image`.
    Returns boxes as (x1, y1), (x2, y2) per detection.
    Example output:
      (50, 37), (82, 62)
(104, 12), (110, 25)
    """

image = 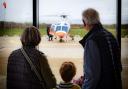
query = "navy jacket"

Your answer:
(79, 24), (122, 89)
